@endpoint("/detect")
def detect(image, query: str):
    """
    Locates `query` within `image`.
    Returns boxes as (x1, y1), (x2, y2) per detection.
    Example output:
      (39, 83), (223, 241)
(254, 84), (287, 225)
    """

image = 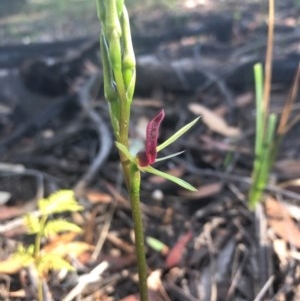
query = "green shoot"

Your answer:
(249, 63), (300, 208)
(248, 64), (277, 208)
(248, 0), (276, 209)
